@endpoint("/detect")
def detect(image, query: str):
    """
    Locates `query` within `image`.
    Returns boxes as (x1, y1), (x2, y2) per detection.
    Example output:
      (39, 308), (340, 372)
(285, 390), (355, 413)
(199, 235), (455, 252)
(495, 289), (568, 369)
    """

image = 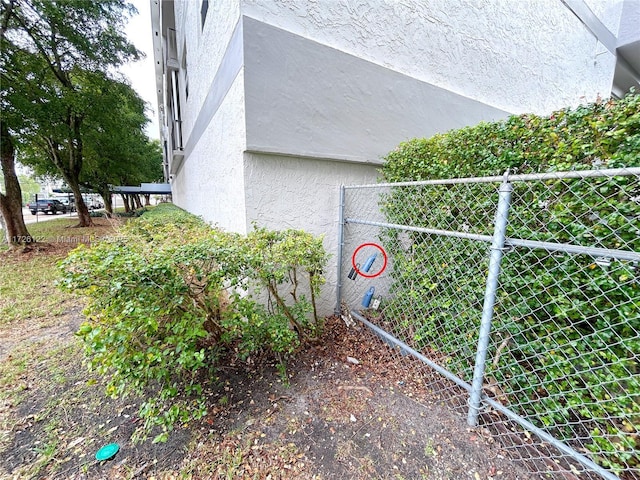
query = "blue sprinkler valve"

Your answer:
(362, 253), (377, 273)
(362, 286), (375, 308)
